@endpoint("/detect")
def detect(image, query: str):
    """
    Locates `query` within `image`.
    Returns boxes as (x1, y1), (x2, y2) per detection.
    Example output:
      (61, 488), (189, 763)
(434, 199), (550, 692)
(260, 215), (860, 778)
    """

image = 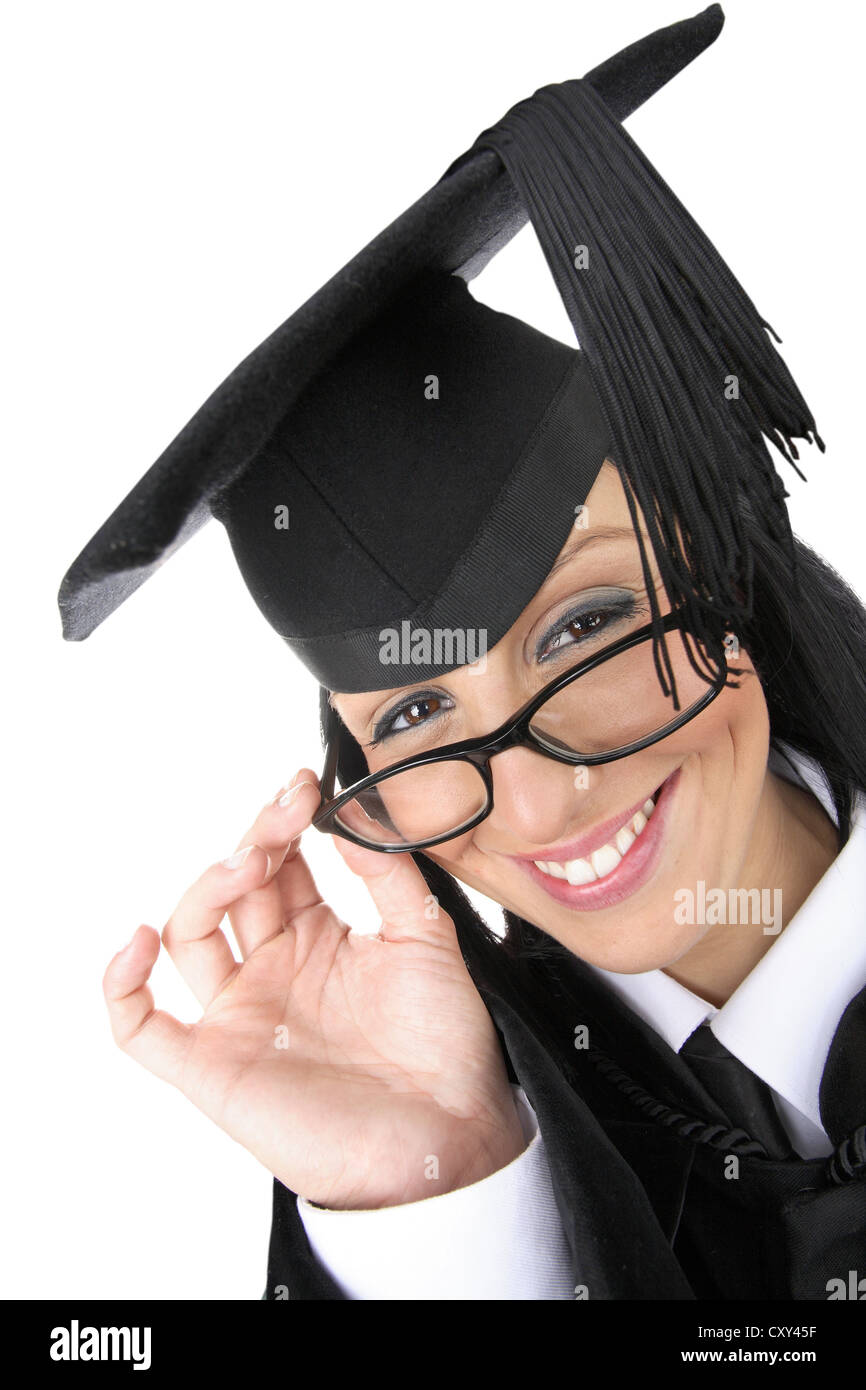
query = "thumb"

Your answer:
(330, 833), (453, 945)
